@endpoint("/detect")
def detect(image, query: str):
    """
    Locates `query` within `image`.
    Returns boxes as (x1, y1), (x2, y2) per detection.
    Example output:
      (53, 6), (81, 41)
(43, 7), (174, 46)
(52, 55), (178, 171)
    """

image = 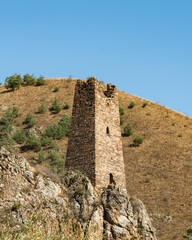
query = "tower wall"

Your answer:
(95, 84), (126, 190)
(66, 78), (126, 191)
(66, 79), (96, 185)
